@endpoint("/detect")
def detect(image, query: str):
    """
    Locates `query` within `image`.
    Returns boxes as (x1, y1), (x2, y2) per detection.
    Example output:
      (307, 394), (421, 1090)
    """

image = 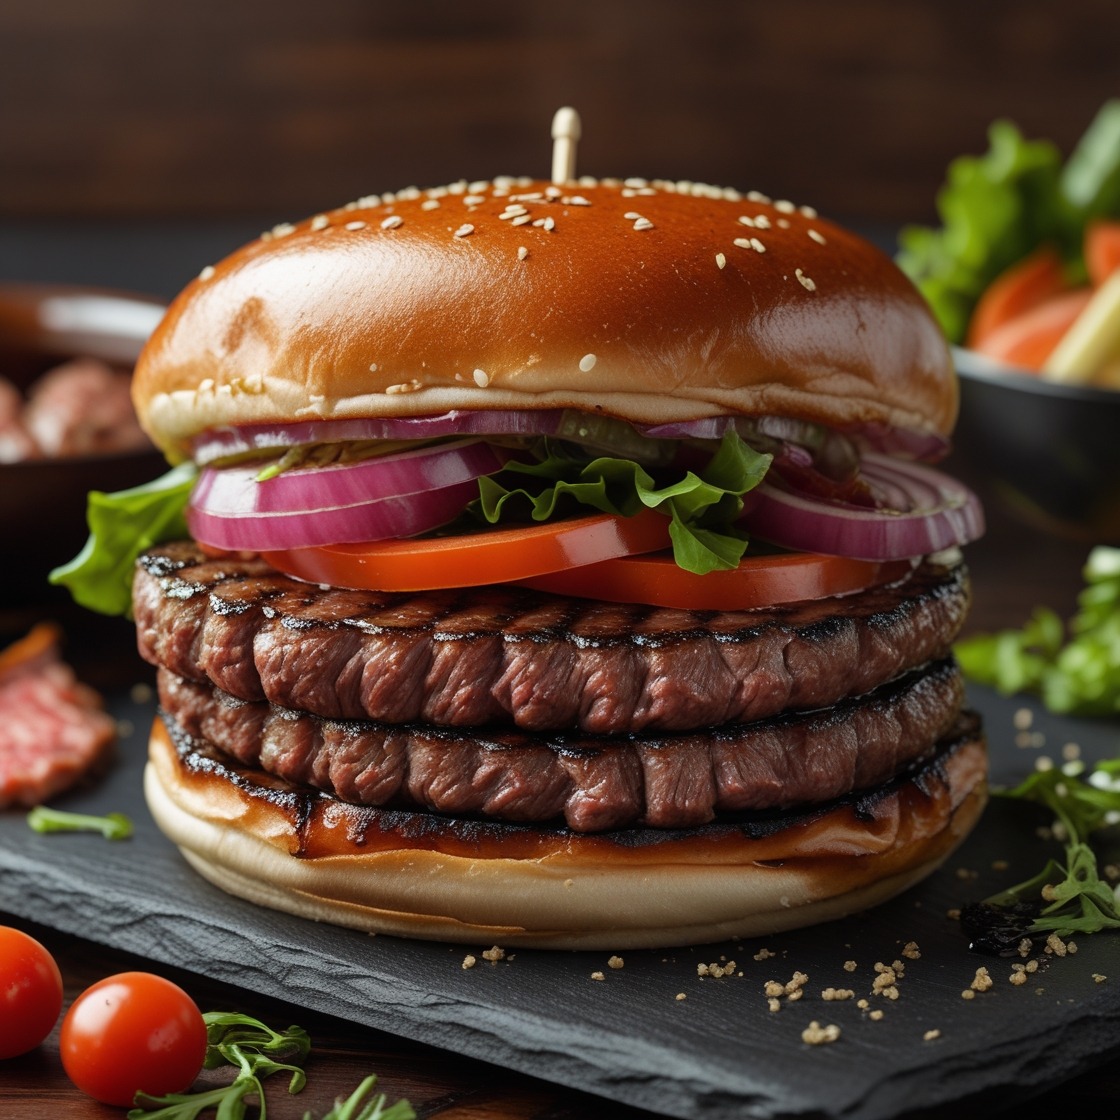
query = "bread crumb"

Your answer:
(768, 998), (781, 1013)
(675, 992), (687, 1001)
(462, 954), (477, 970)
(608, 955), (625, 970)
(764, 980), (785, 998)
(590, 971), (605, 981)
(961, 989), (976, 1000)
(482, 945), (506, 962)
(843, 960), (857, 972)
(753, 948), (777, 961)
(856, 999), (869, 1010)
(1045, 933), (1068, 957)
(785, 971), (809, 994)
(1093, 973), (1108, 983)
(698, 959), (737, 978)
(923, 1029), (941, 1041)
(787, 988), (804, 1002)
(947, 908), (961, 921)
(1009, 970), (1028, 986)
(801, 1021), (841, 1045)
(970, 967), (993, 992)
(1018, 938), (1033, 958)
(821, 988), (855, 1001)
(868, 1009), (884, 1021)
(901, 942), (921, 960)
